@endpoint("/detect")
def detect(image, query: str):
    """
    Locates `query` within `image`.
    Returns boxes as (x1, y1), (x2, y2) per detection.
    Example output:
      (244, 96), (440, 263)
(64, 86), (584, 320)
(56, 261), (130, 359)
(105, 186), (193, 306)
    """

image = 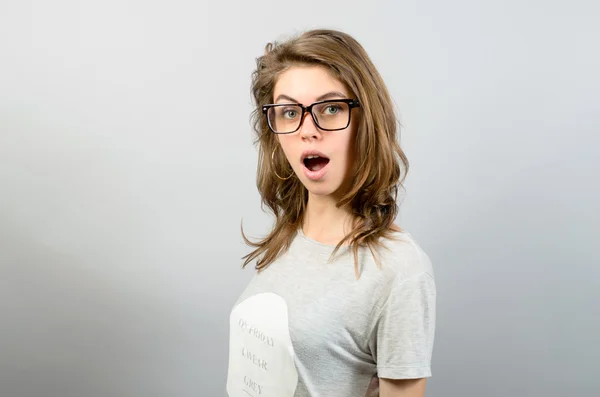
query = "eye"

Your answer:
(282, 108), (299, 119)
(323, 104), (341, 115)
